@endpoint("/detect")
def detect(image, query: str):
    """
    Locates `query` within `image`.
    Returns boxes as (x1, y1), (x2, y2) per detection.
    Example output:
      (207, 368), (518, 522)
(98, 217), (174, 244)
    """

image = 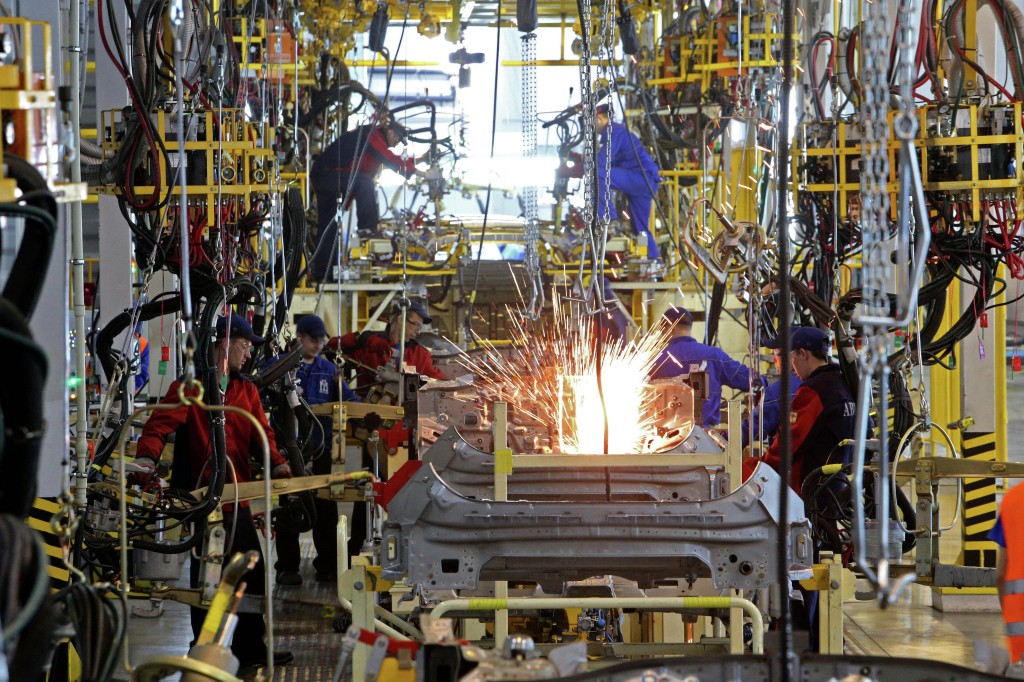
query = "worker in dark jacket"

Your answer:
(269, 314), (358, 586)
(309, 121), (436, 280)
(649, 306), (764, 429)
(595, 103), (663, 259)
(134, 313), (294, 670)
(743, 325), (856, 654)
(747, 326), (857, 492)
